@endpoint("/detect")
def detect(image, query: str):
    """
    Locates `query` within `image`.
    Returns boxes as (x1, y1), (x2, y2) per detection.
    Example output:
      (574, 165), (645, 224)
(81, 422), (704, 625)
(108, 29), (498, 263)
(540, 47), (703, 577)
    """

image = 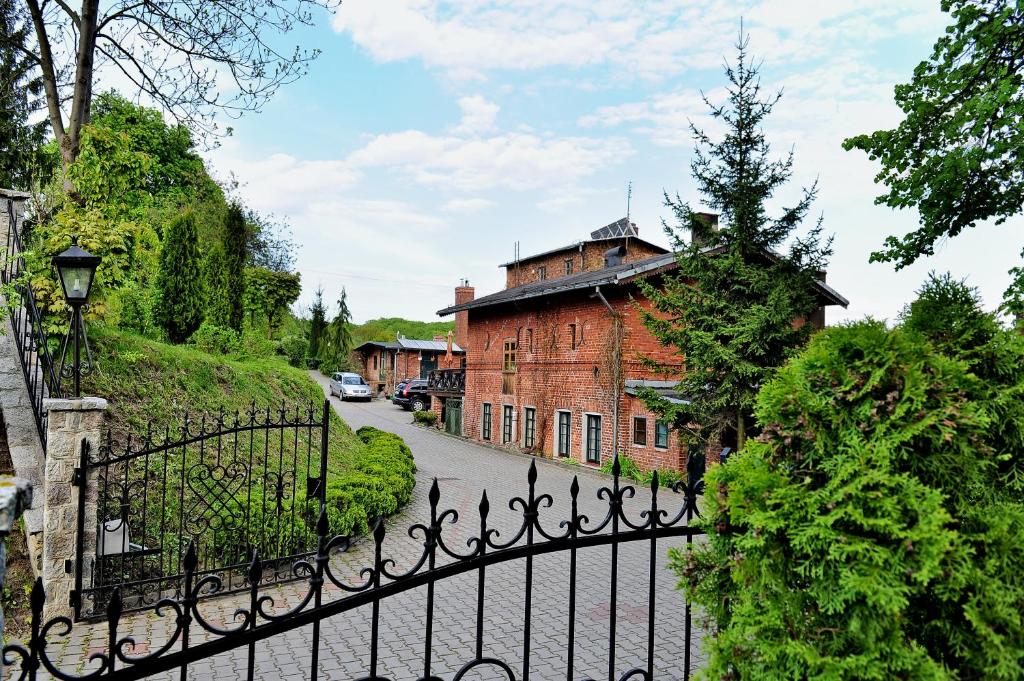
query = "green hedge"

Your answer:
(323, 427), (417, 536)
